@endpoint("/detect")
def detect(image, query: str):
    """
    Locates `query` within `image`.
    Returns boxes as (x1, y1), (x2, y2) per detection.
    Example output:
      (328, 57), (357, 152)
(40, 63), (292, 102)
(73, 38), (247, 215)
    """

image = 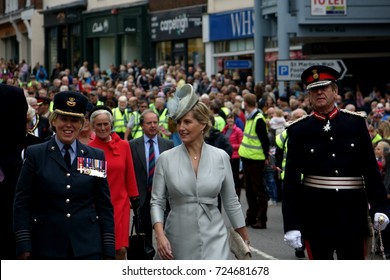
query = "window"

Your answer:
(5, 0), (18, 13)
